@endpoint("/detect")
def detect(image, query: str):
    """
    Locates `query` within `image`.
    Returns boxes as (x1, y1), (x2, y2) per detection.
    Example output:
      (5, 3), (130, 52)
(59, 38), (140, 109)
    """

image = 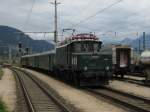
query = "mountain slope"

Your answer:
(121, 35), (150, 50)
(0, 25), (54, 53)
